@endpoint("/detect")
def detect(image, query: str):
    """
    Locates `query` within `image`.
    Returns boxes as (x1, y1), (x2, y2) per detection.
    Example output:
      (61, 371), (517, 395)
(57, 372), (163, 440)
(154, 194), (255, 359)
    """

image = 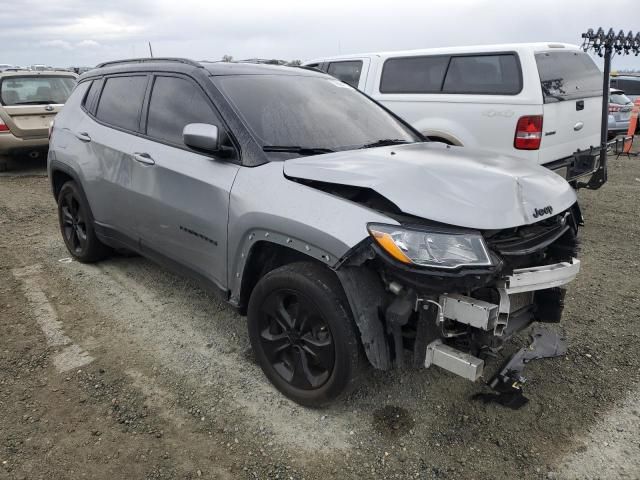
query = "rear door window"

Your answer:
(145, 75), (220, 147)
(442, 54), (521, 94)
(380, 56), (449, 93)
(95, 75), (148, 132)
(326, 61), (363, 88)
(535, 51), (602, 103)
